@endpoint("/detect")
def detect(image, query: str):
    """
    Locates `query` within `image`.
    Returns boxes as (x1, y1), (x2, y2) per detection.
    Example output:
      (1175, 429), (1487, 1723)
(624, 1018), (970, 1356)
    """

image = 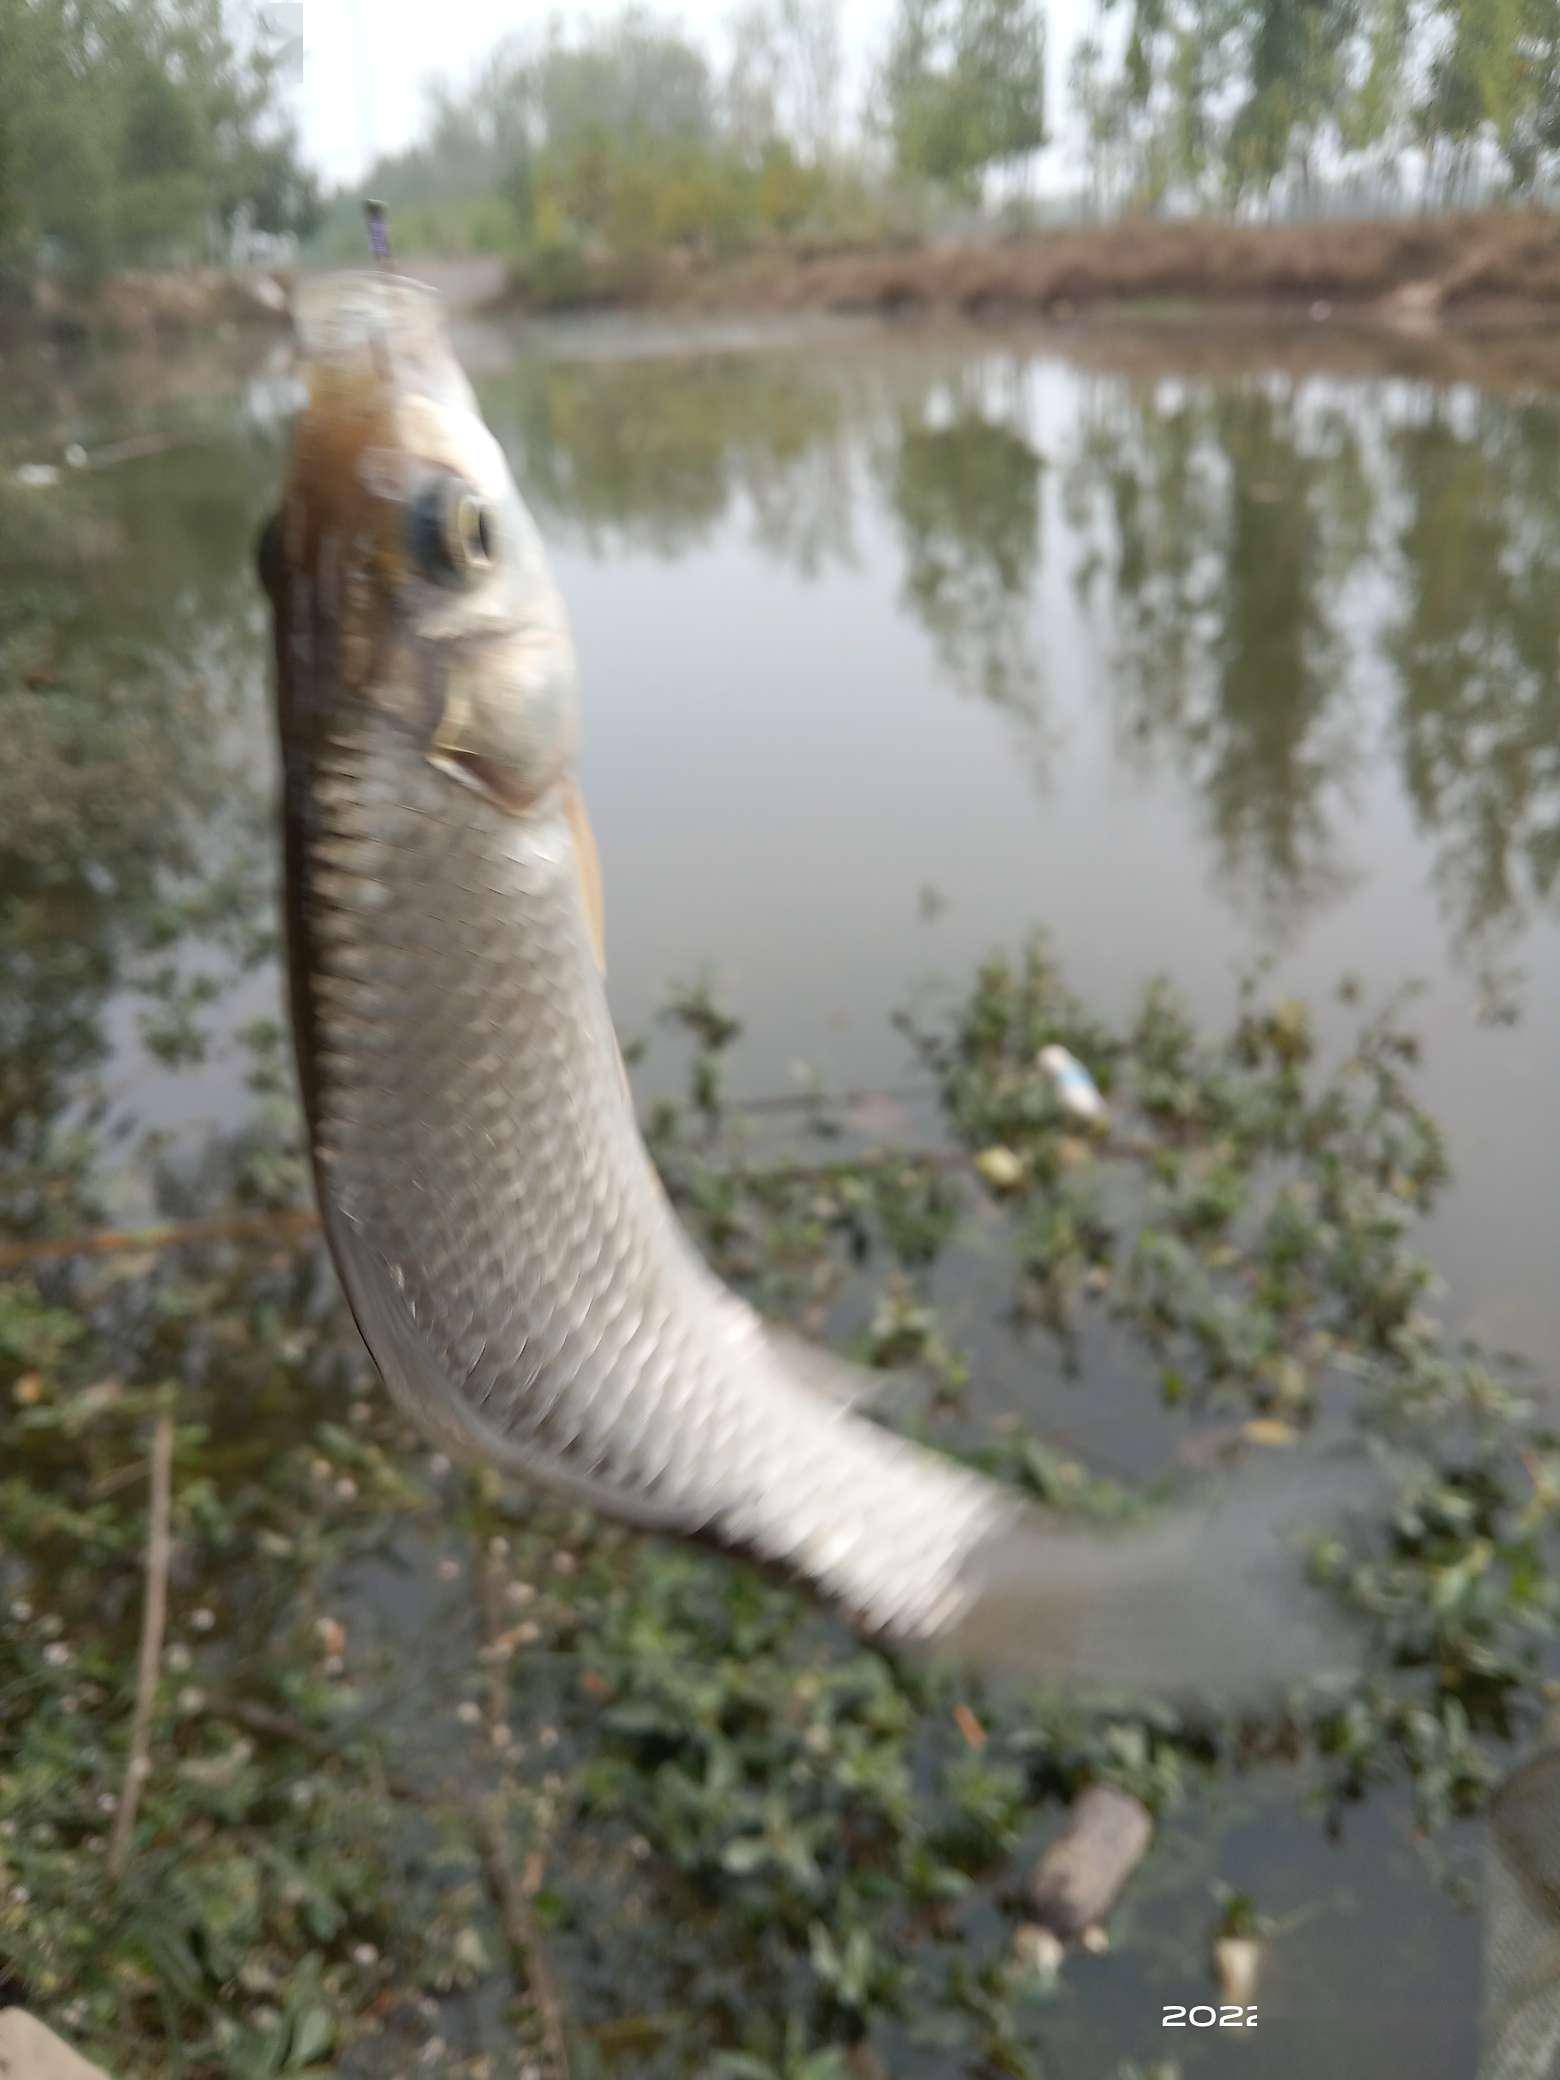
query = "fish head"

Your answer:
(260, 271), (579, 811)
